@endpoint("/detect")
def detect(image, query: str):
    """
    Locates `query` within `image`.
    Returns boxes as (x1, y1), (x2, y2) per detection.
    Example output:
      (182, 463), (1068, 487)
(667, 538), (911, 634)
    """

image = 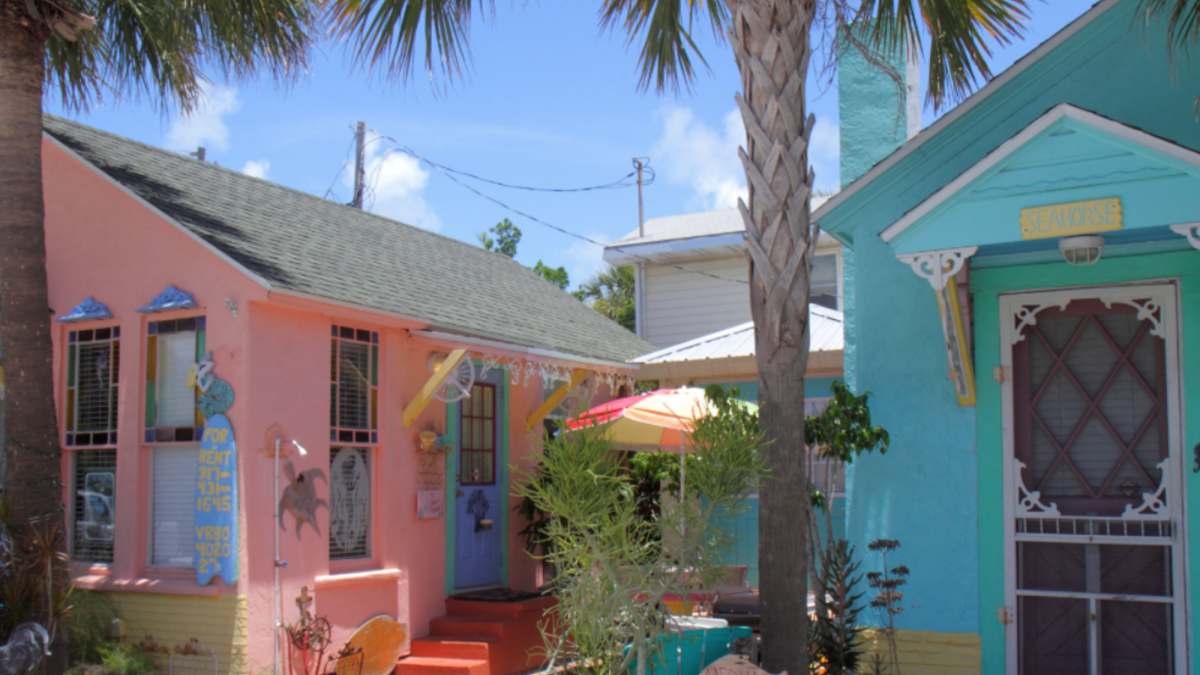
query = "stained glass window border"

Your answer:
(330, 325), (380, 446)
(144, 316), (207, 444)
(65, 326), (120, 448)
